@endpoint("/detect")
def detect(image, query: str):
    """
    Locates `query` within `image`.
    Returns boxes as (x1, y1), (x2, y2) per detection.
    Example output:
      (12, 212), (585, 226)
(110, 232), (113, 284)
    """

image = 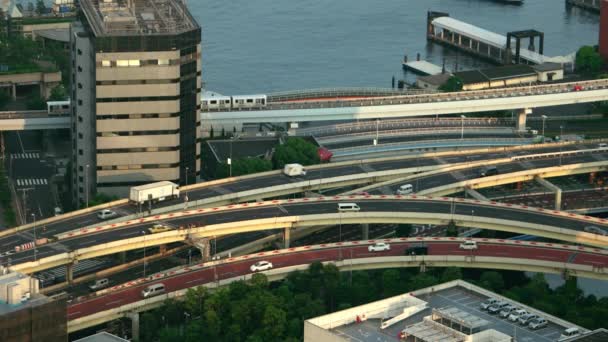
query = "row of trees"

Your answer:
(209, 137), (320, 179)
(132, 263), (607, 342)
